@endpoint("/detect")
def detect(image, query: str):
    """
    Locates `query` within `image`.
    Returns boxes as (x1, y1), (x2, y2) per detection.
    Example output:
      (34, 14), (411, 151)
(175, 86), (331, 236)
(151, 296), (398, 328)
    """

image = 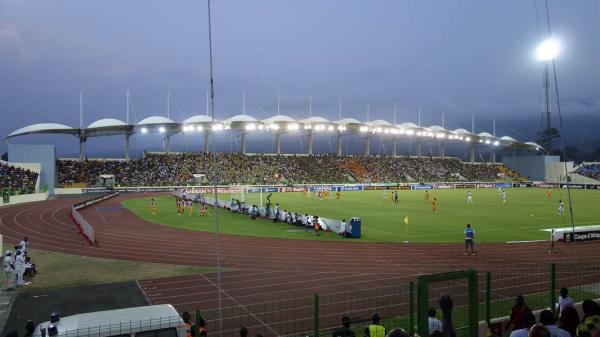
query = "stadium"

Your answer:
(1, 2), (600, 337)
